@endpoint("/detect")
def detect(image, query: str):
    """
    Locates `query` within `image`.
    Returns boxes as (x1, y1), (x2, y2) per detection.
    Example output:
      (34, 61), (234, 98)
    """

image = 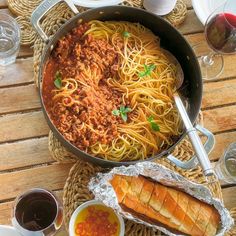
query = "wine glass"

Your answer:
(193, 0), (236, 80)
(214, 143), (236, 184)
